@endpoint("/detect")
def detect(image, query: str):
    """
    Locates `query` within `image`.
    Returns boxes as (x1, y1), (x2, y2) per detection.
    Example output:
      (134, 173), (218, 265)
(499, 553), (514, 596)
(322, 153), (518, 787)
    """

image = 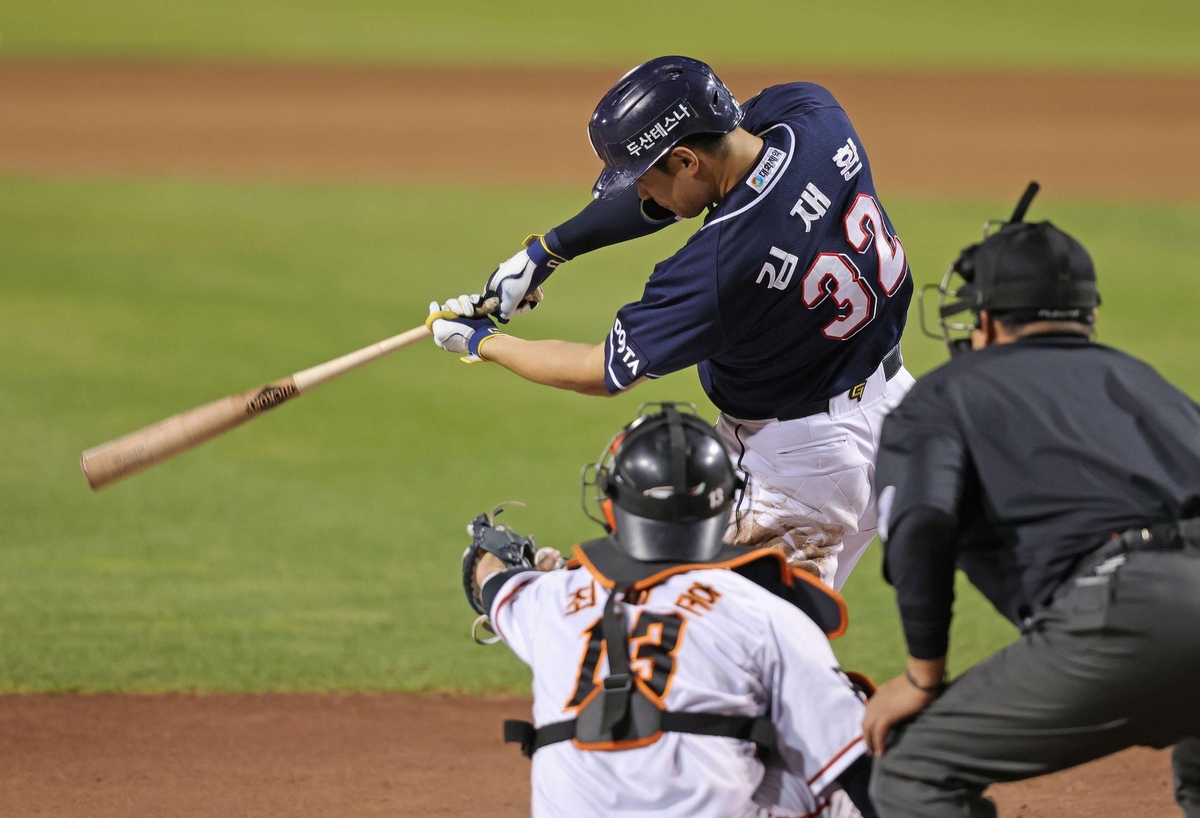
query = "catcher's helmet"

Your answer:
(582, 403), (740, 562)
(588, 56), (743, 200)
(920, 182), (1100, 355)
